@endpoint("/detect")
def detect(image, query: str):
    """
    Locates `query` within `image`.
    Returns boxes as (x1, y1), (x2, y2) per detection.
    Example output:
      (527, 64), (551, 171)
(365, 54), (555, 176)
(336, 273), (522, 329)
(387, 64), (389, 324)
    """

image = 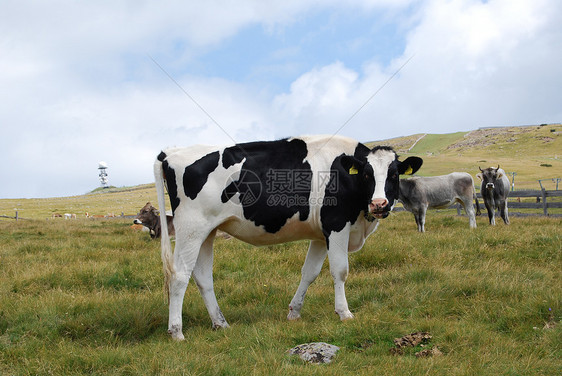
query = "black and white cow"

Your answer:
(154, 135), (423, 340)
(398, 172), (481, 232)
(476, 166), (510, 225)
